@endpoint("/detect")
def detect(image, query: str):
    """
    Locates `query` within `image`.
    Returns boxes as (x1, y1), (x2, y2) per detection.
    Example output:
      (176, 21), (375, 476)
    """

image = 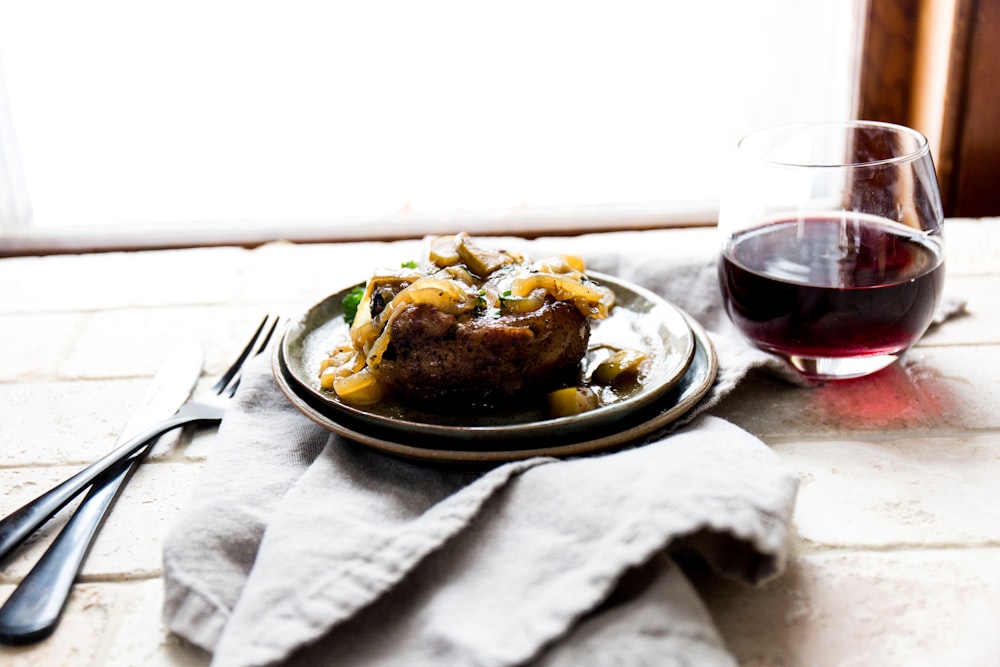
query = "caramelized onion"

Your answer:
(500, 288), (547, 315)
(428, 235), (462, 267)
(508, 273), (614, 319)
(546, 386), (600, 417)
(455, 232), (514, 277)
(330, 367), (386, 405)
(591, 349), (648, 386)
